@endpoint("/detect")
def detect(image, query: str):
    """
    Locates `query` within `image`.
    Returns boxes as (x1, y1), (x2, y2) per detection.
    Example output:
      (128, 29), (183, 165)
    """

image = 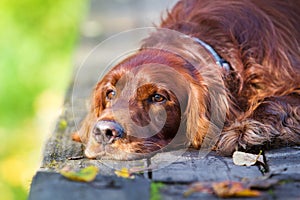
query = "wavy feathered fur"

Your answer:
(74, 0), (300, 160)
